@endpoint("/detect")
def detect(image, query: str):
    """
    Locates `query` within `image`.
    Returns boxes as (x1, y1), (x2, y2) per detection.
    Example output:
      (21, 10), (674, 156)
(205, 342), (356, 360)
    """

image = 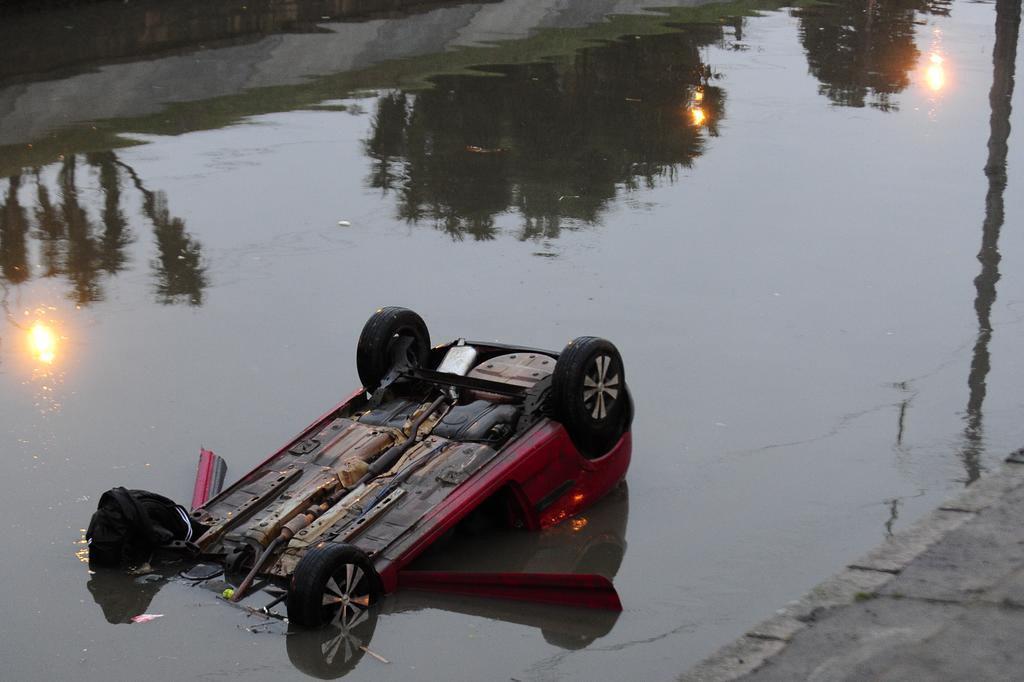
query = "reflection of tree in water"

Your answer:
(0, 153), (206, 306)
(33, 168), (65, 279)
(88, 152), (132, 276)
(113, 158), (207, 306)
(958, 0), (1020, 484)
(0, 175), (30, 285)
(150, 193), (206, 306)
(365, 27), (726, 240)
(794, 0), (952, 111)
(59, 156), (104, 303)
